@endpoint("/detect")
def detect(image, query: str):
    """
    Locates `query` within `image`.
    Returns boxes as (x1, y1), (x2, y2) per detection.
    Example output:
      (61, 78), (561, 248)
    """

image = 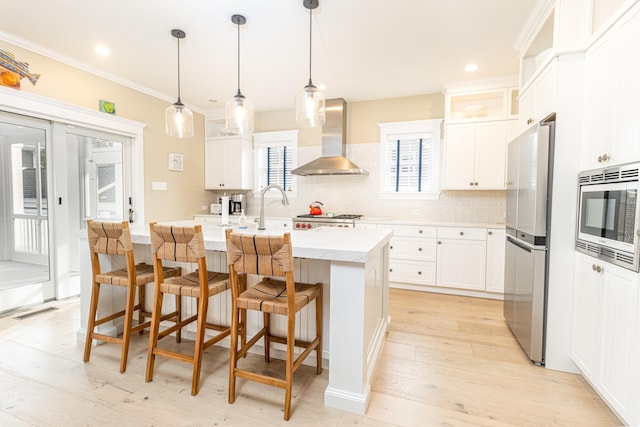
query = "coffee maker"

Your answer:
(229, 194), (245, 215)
